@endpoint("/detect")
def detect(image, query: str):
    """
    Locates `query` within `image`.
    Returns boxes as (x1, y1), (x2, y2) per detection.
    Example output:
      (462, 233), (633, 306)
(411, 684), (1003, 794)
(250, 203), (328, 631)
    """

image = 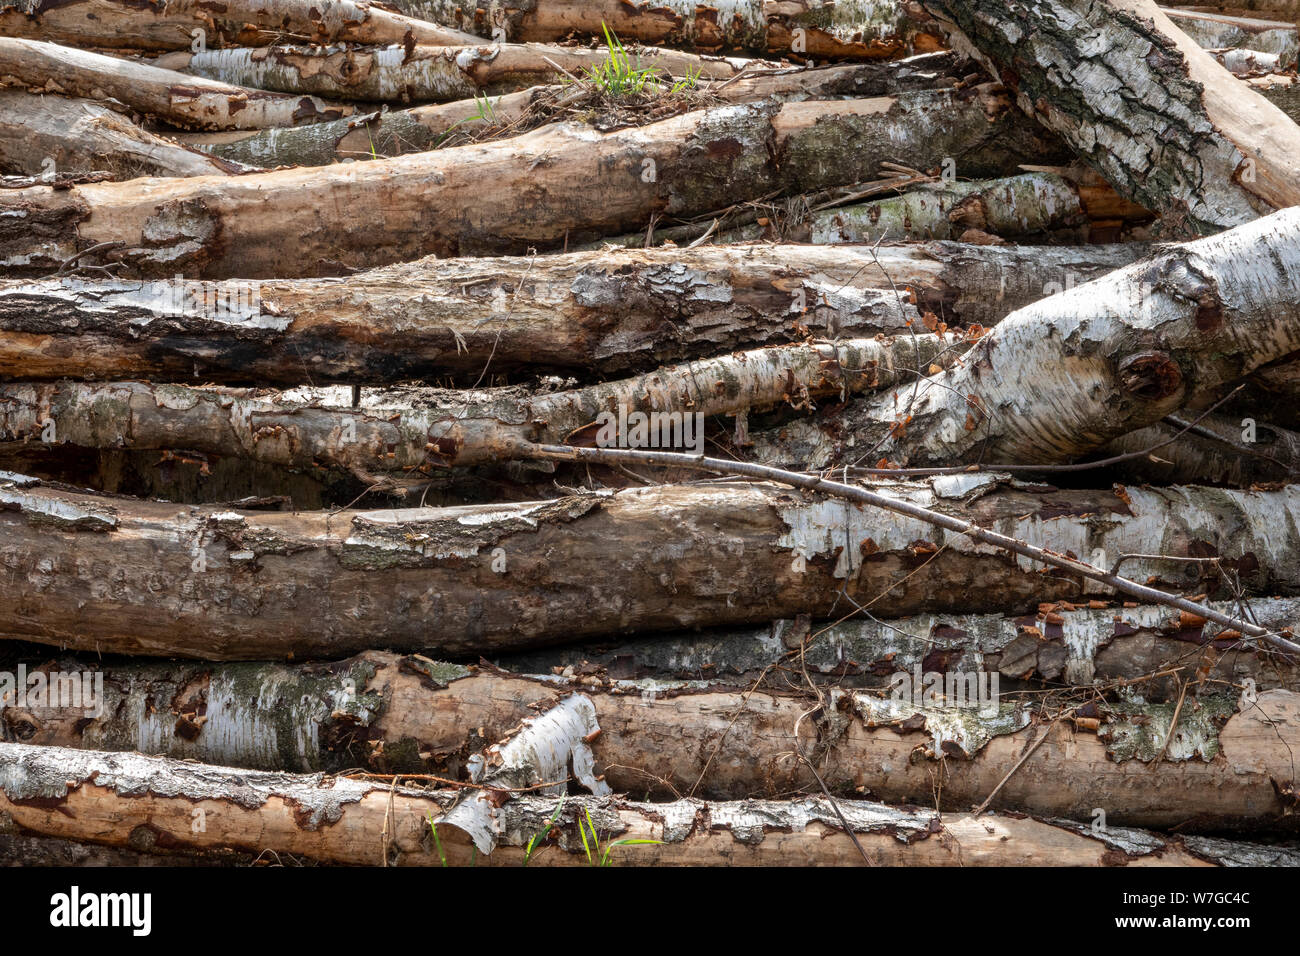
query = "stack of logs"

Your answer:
(1, 0), (1300, 866)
